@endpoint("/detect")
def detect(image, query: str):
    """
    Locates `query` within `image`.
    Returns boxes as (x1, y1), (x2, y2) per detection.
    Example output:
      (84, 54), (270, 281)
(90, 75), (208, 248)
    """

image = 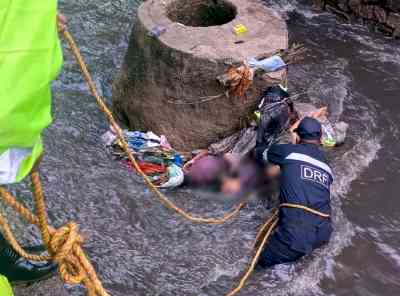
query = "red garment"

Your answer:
(126, 161), (166, 175)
